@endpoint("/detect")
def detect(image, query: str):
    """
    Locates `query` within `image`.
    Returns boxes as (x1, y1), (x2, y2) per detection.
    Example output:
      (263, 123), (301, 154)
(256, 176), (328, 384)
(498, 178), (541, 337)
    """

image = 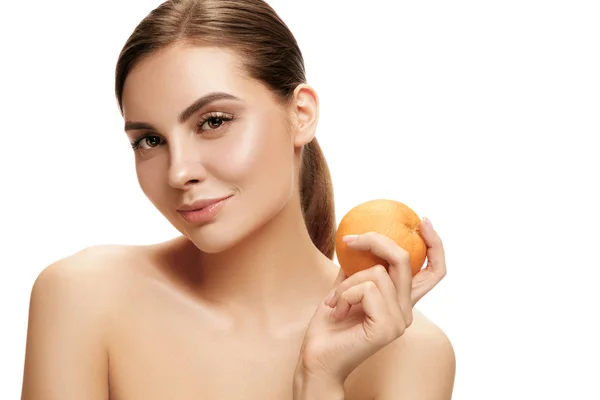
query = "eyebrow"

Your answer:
(124, 92), (241, 132)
